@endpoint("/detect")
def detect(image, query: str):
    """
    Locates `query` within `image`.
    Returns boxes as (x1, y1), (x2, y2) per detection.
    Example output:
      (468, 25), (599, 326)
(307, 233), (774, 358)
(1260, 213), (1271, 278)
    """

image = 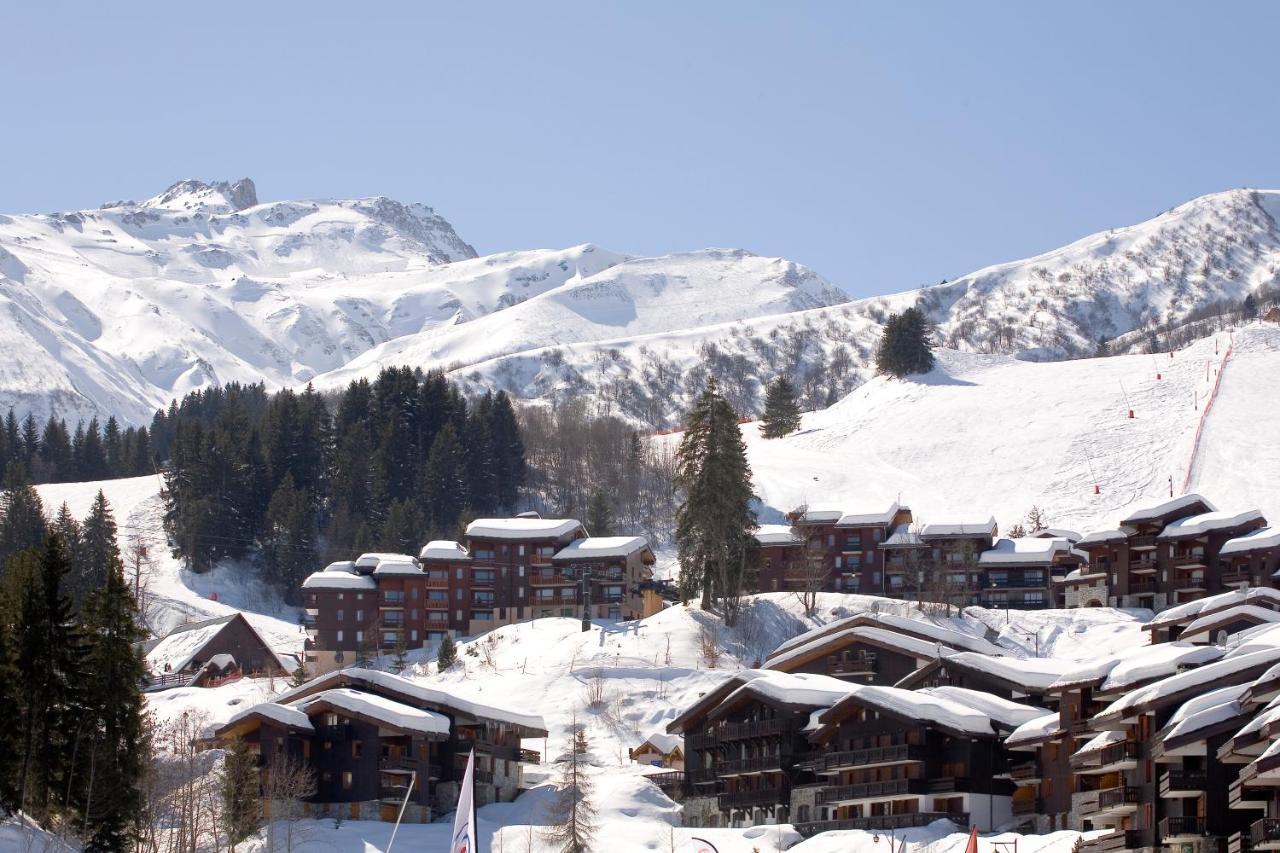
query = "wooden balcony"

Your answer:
(1229, 831), (1253, 853)
(1159, 769), (1207, 797)
(1252, 819), (1280, 851)
(530, 573), (576, 586)
(804, 743), (926, 775)
(828, 652), (878, 678)
(816, 778), (926, 804)
(1221, 571), (1253, 587)
(718, 785), (787, 810)
(1012, 796), (1043, 816)
(796, 812), (967, 838)
(1231, 777), (1269, 811)
(424, 576), (449, 589)
(1130, 535), (1158, 550)
(719, 754), (785, 776)
(1086, 785), (1140, 817)
(714, 718), (785, 741)
(1010, 760), (1041, 783)
(1074, 740), (1139, 773)
(1080, 830), (1143, 853)
(1160, 816), (1206, 842)
(424, 598), (449, 610)
(1128, 579), (1157, 594)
